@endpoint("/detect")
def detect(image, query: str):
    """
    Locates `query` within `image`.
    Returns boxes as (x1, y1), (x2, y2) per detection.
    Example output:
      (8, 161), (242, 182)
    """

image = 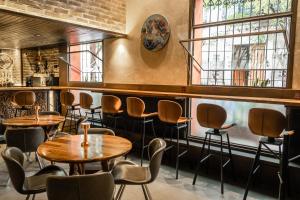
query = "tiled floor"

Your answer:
(0, 146), (276, 200)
